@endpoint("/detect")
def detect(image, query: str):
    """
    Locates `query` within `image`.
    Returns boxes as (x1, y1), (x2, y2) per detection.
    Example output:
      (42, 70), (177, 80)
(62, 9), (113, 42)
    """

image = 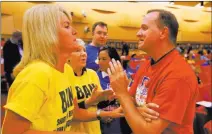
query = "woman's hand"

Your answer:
(101, 105), (123, 123)
(137, 103), (159, 122)
(85, 85), (115, 107)
(107, 106), (124, 118)
(101, 89), (116, 101)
